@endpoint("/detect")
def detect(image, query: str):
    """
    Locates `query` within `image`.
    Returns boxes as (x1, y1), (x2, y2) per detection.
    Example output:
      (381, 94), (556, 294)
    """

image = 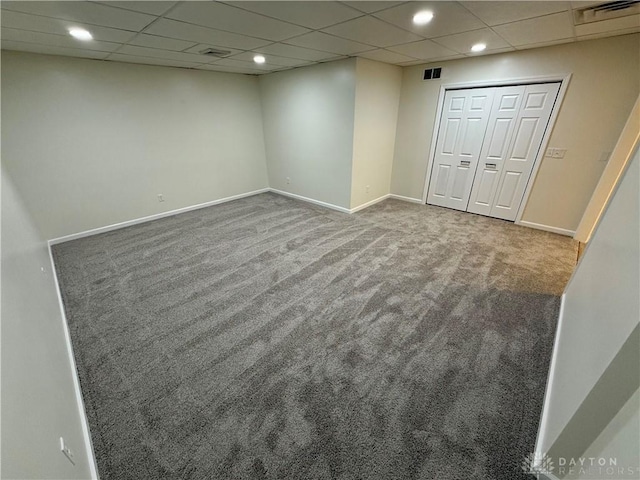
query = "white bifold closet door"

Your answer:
(468, 83), (560, 220)
(426, 87), (495, 211)
(428, 82), (561, 221)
